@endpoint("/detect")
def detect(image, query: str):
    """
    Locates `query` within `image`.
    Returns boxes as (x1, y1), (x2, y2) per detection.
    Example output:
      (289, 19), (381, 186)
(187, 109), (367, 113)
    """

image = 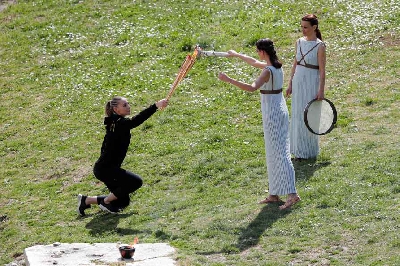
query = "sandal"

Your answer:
(258, 196), (284, 204)
(279, 196), (301, 210)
